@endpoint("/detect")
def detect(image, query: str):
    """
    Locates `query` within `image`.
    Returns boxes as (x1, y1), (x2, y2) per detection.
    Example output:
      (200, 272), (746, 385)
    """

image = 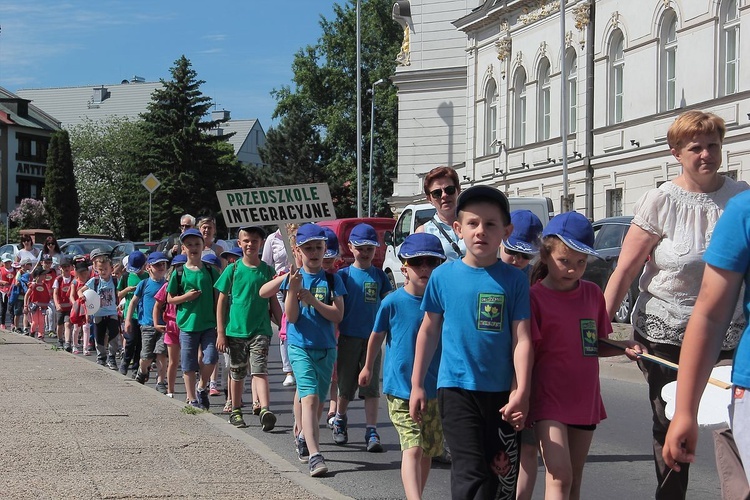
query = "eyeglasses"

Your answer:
(429, 185), (458, 199)
(504, 247), (533, 261)
(404, 256), (442, 268)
